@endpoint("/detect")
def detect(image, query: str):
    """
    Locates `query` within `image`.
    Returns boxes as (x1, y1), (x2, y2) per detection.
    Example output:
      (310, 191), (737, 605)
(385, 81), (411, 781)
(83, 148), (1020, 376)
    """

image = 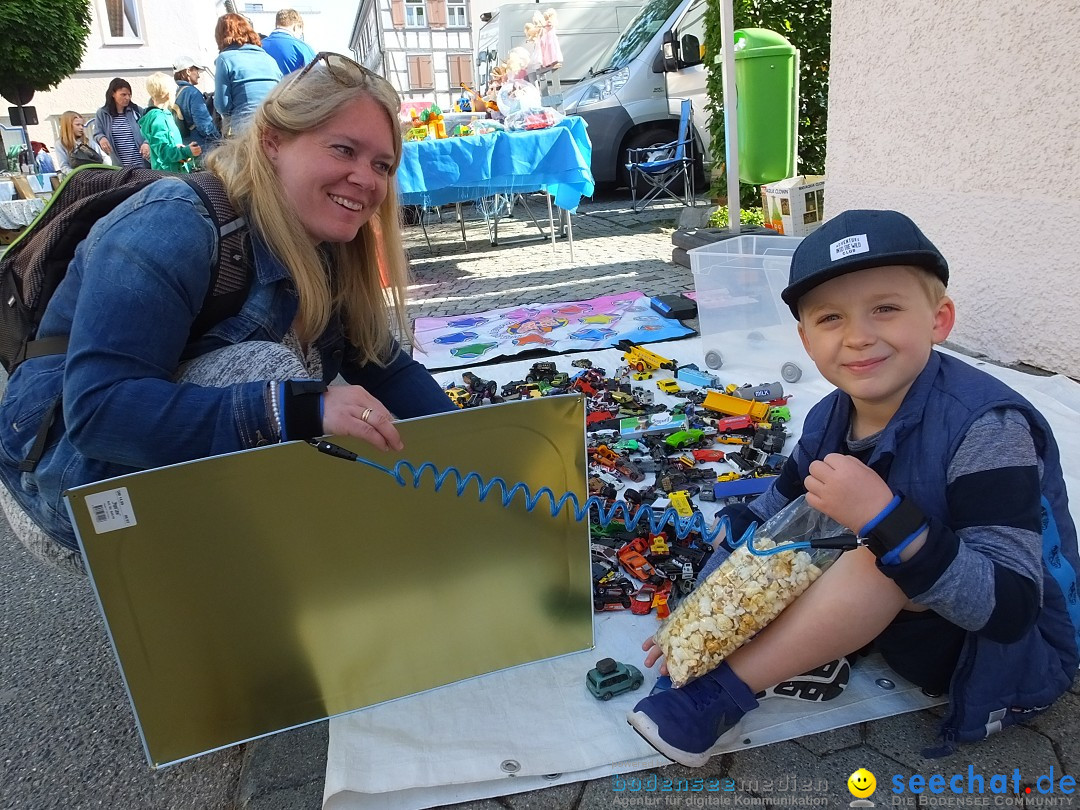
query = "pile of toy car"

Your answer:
(444, 342), (800, 617)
